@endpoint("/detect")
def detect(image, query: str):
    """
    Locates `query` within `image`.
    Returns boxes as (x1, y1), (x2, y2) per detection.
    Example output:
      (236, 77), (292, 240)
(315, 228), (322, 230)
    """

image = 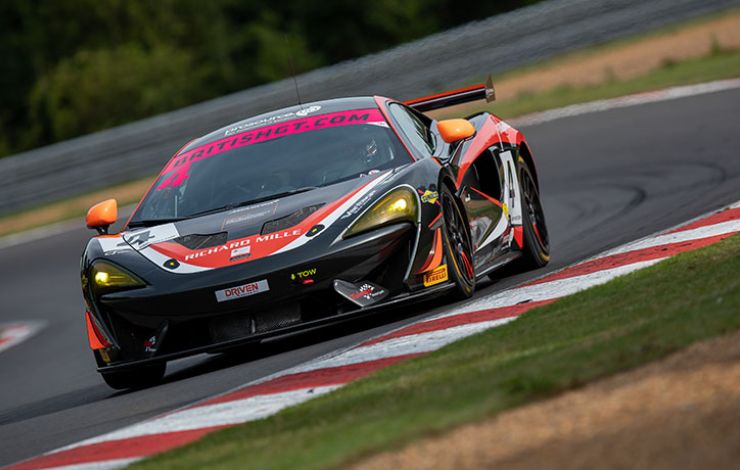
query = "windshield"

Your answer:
(130, 108), (410, 225)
